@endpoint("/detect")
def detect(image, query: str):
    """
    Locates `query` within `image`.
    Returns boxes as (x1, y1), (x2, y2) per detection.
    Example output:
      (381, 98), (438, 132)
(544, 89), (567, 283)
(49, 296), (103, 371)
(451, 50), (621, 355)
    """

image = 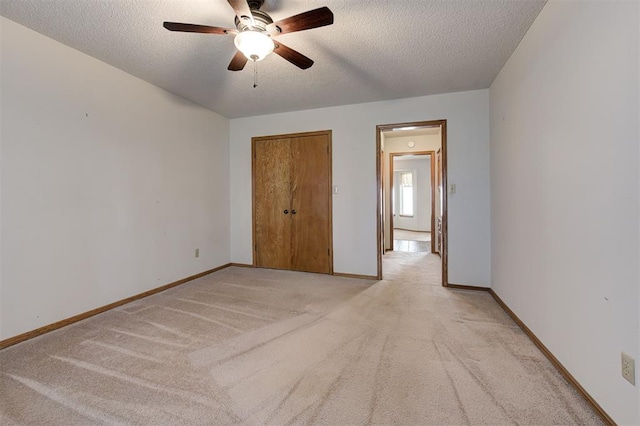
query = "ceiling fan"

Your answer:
(163, 0), (334, 71)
